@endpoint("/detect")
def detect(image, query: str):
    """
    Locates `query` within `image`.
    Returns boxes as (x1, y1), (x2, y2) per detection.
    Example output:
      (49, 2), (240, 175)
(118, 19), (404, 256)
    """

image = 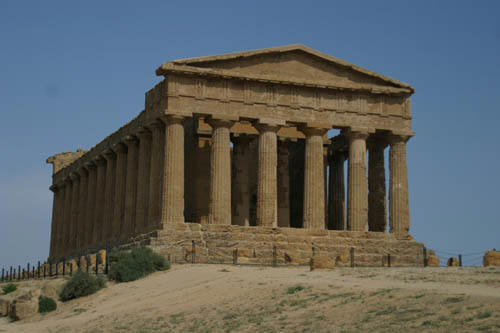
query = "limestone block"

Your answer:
(427, 255), (440, 267)
(483, 250), (500, 267)
(336, 251), (350, 265)
(310, 254), (335, 270)
(80, 256), (88, 269)
(0, 297), (11, 316)
(447, 257), (459, 267)
(98, 250), (107, 266)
